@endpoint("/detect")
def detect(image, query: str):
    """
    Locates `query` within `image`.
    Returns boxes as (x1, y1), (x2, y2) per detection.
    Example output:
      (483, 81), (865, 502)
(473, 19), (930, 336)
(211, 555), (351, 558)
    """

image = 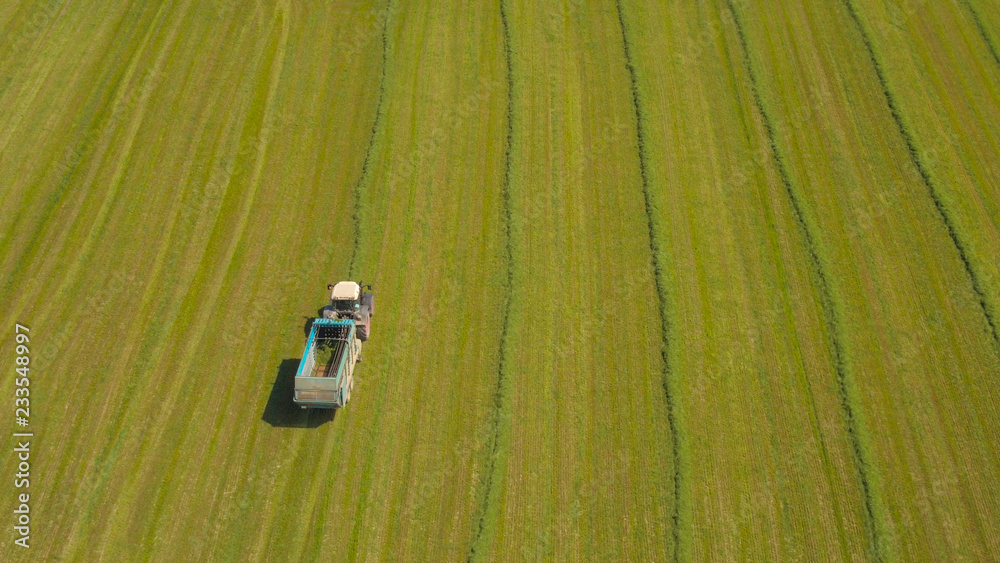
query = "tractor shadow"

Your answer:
(261, 358), (336, 428)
